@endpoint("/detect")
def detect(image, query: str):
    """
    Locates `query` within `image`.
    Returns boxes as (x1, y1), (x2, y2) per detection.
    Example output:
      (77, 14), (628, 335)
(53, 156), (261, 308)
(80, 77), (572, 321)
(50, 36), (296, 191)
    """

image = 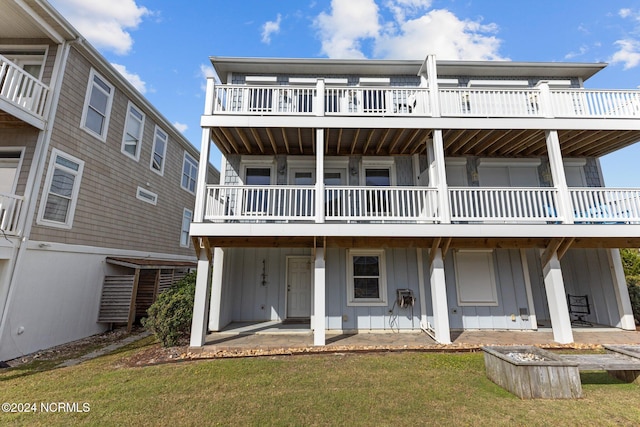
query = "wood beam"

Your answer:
(399, 129), (423, 154)
(447, 129), (482, 154)
(502, 130), (544, 156)
(220, 127), (245, 154)
(441, 237), (452, 259)
(463, 130), (496, 154)
(557, 237), (575, 261)
(541, 238), (563, 269)
(235, 128), (254, 154)
(249, 127), (265, 153)
(281, 128), (290, 154)
(362, 129), (376, 154)
(336, 128), (343, 154)
(485, 129), (529, 155)
(374, 128), (391, 154)
(297, 128), (304, 154)
(210, 128), (235, 154)
(350, 128), (361, 155)
(429, 237), (442, 264)
(265, 128), (278, 154)
(386, 129), (406, 154)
